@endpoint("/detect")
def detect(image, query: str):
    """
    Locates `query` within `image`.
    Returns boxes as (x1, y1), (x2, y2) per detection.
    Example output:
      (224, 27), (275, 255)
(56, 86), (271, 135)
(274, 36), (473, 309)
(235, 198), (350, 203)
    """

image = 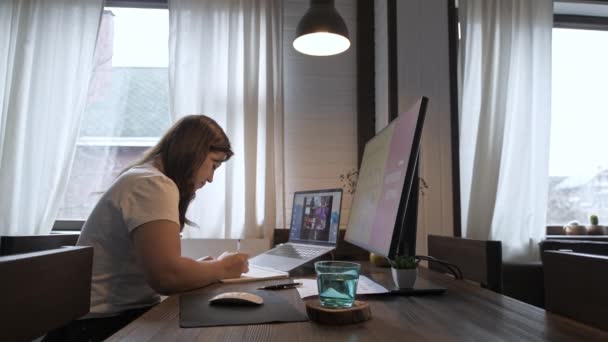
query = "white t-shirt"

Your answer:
(77, 162), (180, 318)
